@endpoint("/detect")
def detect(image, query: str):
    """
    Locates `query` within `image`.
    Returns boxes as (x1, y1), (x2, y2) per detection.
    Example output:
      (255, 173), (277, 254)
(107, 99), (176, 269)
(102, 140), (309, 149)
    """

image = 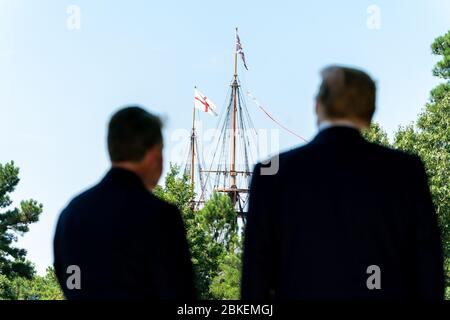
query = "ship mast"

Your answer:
(190, 99), (196, 189)
(189, 28), (304, 217)
(185, 88), (206, 211)
(194, 28), (256, 218)
(213, 27), (253, 216)
(230, 28), (239, 205)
